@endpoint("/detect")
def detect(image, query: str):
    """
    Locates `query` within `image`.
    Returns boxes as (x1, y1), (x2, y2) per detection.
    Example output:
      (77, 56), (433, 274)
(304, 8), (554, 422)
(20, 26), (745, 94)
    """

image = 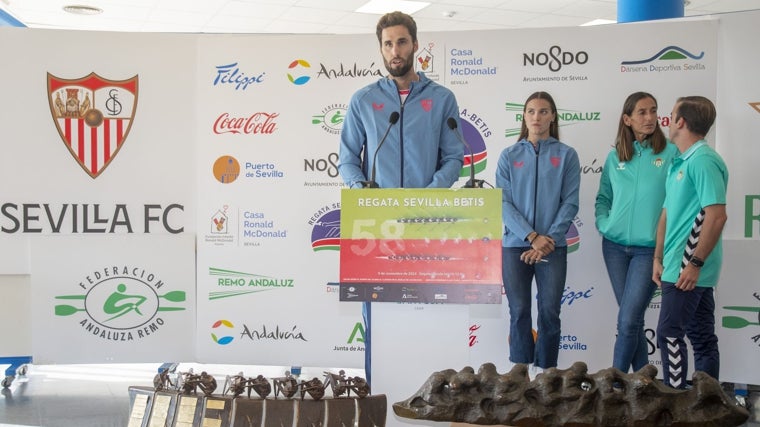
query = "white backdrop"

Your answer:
(1, 11), (759, 425)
